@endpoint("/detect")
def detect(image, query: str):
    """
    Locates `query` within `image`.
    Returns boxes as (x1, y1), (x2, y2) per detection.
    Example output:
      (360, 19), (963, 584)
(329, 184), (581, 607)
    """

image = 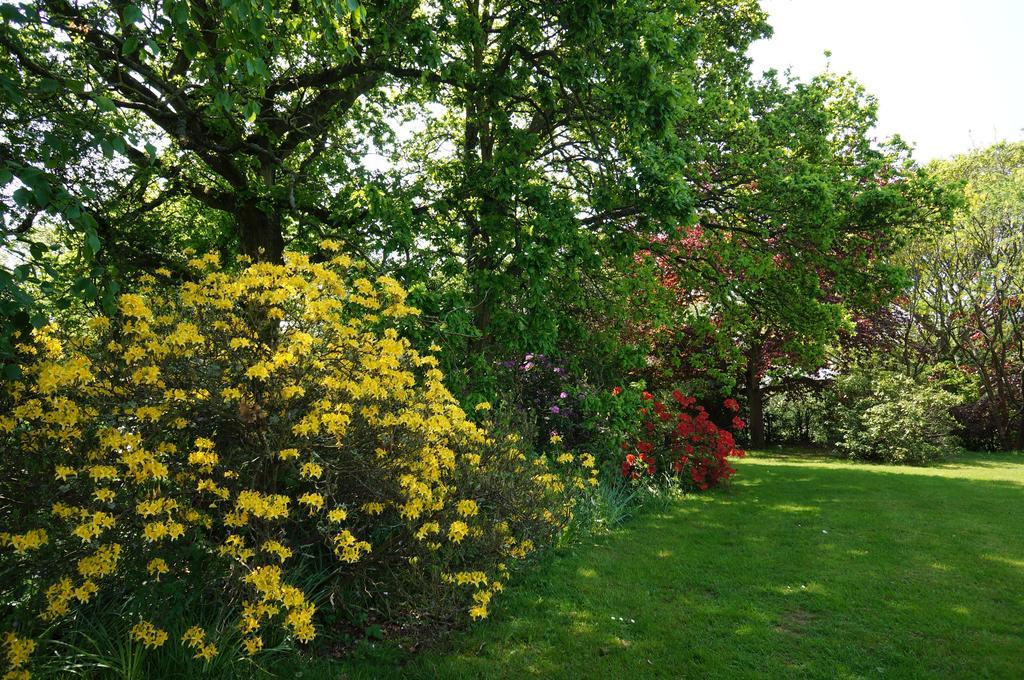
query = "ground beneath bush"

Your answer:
(302, 450), (1024, 679)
